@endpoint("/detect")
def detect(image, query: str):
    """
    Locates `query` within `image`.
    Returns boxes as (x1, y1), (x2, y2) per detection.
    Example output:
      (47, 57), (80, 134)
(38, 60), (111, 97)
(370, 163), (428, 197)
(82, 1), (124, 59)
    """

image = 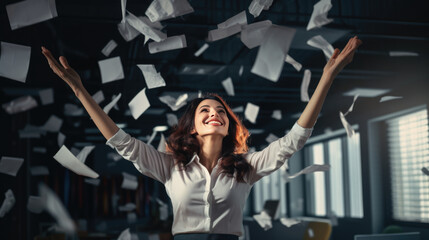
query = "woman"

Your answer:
(42, 36), (362, 240)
